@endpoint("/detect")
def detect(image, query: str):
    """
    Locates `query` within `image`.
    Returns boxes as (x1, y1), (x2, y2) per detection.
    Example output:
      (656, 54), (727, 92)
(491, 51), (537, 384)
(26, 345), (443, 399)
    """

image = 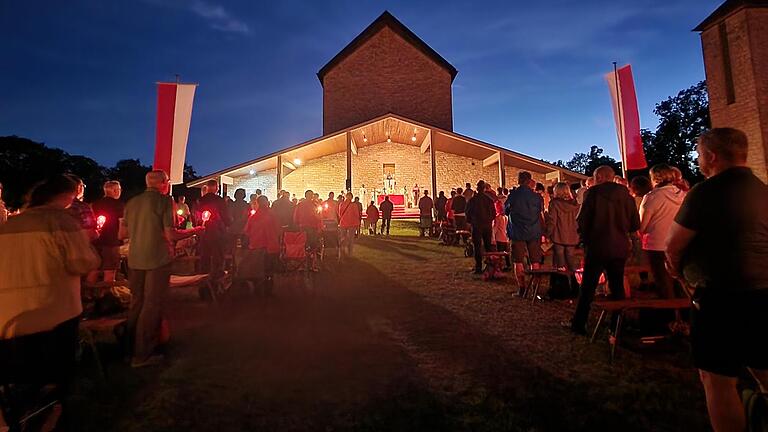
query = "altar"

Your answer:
(377, 194), (405, 206)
